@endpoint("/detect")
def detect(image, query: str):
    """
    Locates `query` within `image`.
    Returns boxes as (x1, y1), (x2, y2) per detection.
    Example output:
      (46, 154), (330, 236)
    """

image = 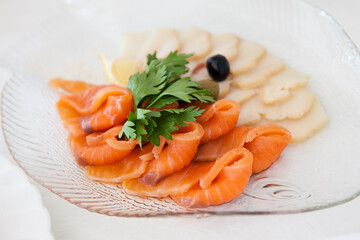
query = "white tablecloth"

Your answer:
(1, 0), (359, 239)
